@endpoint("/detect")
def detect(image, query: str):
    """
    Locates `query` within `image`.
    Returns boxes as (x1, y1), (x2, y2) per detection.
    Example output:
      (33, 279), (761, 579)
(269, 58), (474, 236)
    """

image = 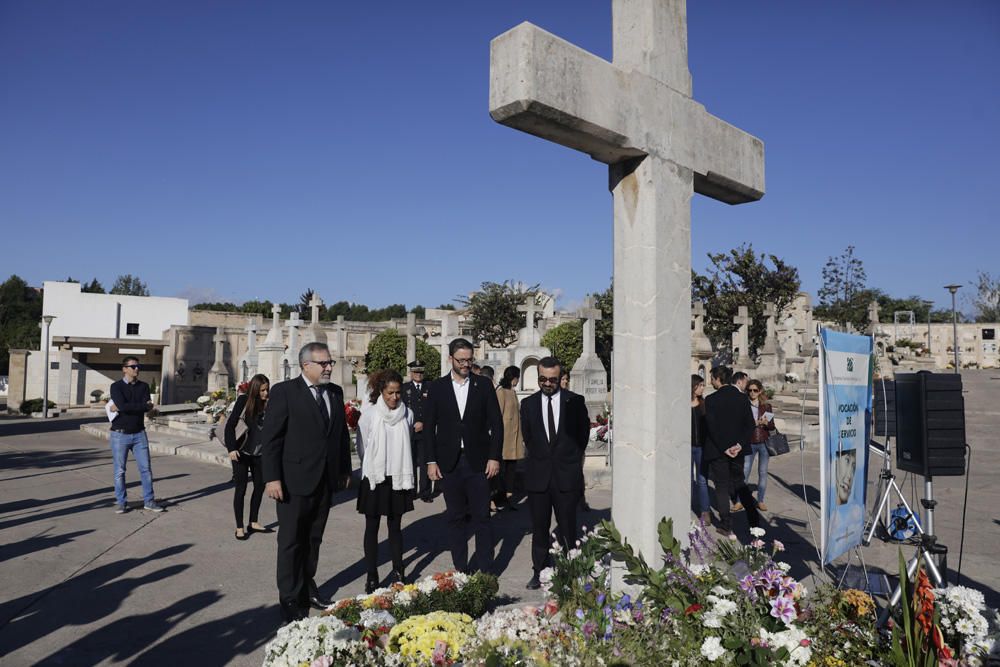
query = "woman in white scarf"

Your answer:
(355, 368), (414, 593)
